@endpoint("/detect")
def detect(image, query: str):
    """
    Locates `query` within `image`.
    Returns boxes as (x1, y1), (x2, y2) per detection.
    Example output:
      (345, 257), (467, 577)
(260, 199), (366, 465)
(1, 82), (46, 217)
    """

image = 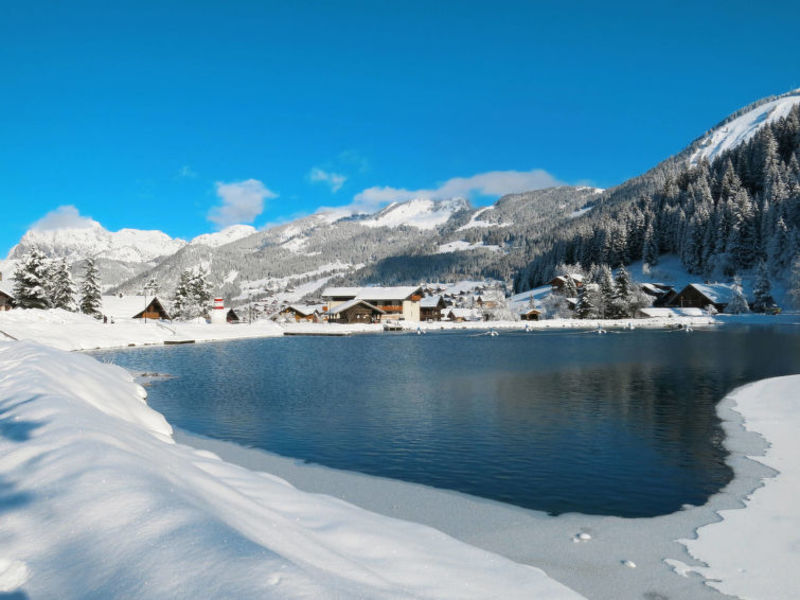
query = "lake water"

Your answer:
(94, 325), (800, 517)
